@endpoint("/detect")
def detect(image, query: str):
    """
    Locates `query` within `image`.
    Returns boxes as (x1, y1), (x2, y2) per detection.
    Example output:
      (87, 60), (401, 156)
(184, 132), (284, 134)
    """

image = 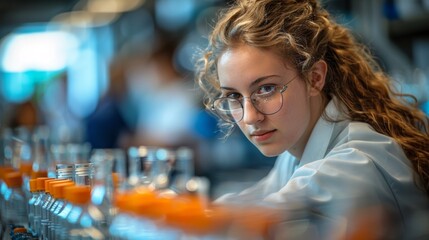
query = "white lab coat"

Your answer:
(217, 98), (429, 238)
